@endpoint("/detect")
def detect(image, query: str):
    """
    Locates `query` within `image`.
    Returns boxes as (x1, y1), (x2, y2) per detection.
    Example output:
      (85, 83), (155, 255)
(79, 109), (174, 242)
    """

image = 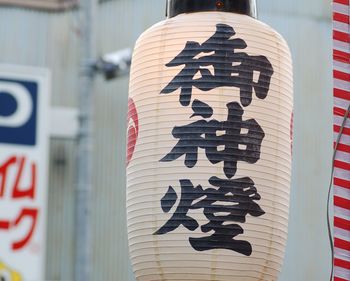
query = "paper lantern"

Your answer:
(127, 0), (293, 280)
